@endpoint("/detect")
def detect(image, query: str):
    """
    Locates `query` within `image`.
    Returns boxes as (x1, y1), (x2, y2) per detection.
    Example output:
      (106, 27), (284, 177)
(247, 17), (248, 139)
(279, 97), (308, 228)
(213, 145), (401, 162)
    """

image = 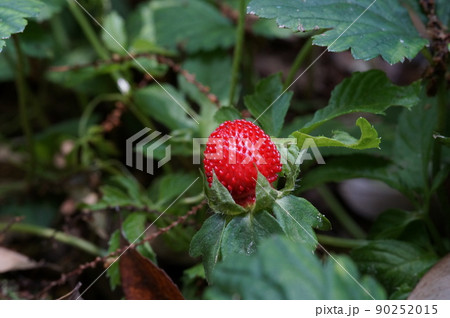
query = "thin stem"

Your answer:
(0, 222), (104, 256)
(317, 185), (366, 239)
(13, 36), (35, 182)
(317, 234), (367, 249)
(283, 38), (313, 90)
(67, 0), (109, 60)
(228, 0), (246, 106)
